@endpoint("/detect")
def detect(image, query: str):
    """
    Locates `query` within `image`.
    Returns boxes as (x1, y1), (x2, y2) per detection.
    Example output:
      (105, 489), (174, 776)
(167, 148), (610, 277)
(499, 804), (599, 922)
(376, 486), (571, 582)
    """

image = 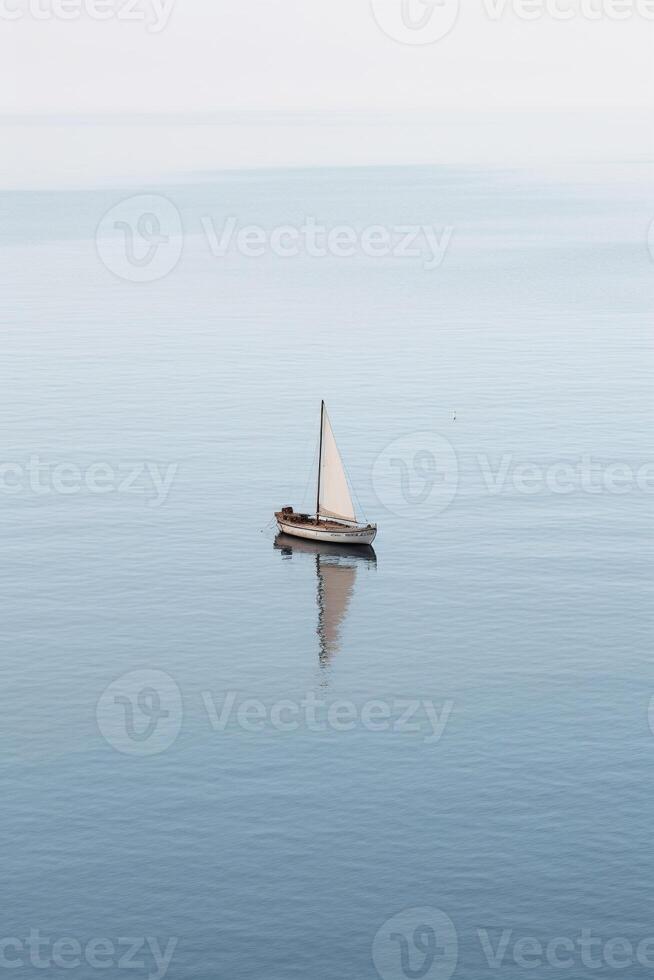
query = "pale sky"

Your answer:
(1, 0), (652, 183)
(2, 0), (653, 113)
